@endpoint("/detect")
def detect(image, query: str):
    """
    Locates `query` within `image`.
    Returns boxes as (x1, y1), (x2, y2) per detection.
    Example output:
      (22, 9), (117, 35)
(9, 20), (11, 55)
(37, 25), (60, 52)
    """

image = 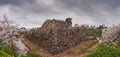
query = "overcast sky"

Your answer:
(0, 0), (120, 28)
